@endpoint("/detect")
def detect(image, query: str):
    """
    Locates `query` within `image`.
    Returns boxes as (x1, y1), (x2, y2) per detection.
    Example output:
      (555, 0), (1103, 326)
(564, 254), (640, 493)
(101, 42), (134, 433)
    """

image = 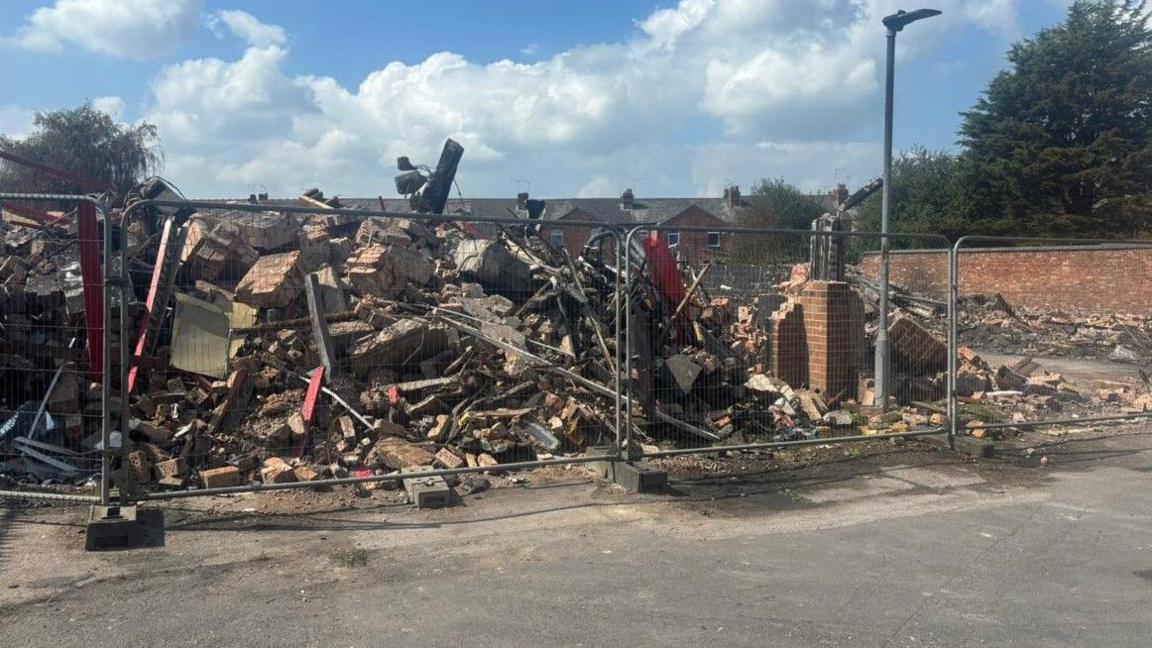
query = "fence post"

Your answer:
(613, 226), (624, 461)
(947, 240), (959, 449)
(94, 200), (116, 506)
(622, 226), (638, 461)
